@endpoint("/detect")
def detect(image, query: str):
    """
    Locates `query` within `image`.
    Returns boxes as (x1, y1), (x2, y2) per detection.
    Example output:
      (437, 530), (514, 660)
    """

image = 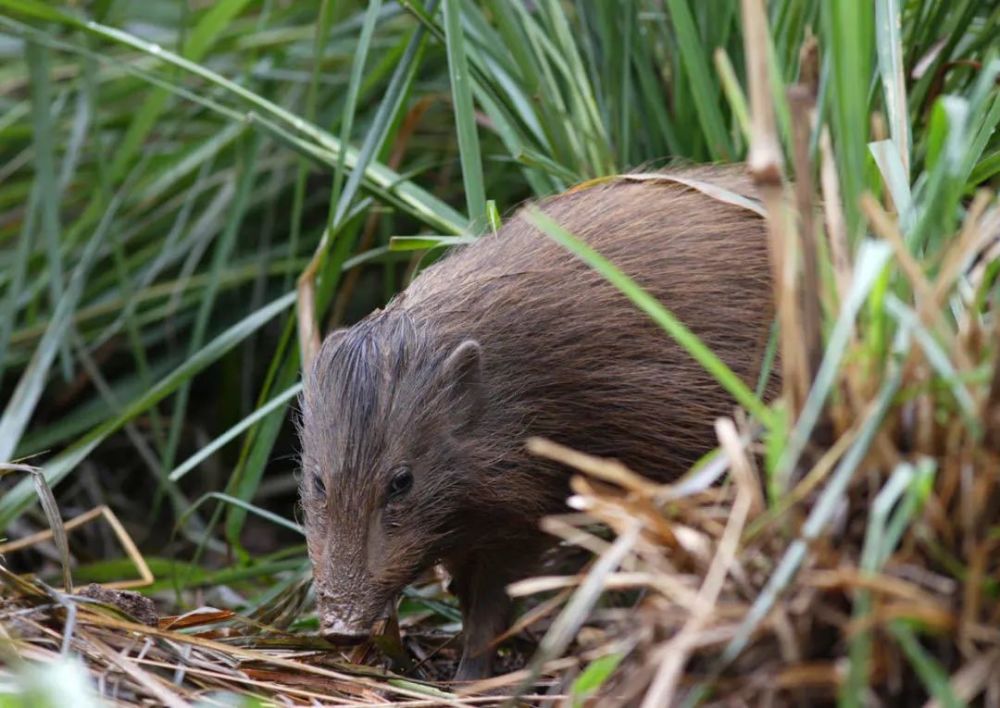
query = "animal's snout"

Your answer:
(320, 619), (372, 646)
(314, 583), (379, 646)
